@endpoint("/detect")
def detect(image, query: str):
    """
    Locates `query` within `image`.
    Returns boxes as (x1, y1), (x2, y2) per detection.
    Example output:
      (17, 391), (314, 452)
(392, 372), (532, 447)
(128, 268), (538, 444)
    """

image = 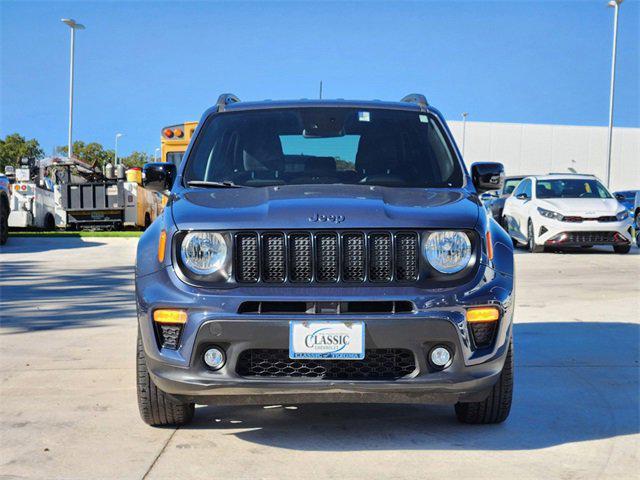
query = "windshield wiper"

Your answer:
(187, 180), (243, 189)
